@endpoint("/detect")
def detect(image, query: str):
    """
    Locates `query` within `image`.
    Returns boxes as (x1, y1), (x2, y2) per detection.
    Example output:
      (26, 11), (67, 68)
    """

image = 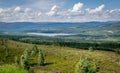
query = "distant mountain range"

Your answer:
(0, 21), (119, 32)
